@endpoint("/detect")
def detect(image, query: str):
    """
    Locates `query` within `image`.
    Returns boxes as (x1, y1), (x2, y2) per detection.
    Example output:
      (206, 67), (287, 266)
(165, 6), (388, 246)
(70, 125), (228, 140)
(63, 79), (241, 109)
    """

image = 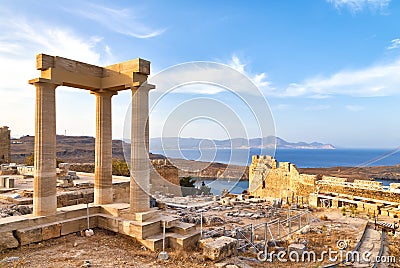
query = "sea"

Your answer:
(151, 148), (400, 195)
